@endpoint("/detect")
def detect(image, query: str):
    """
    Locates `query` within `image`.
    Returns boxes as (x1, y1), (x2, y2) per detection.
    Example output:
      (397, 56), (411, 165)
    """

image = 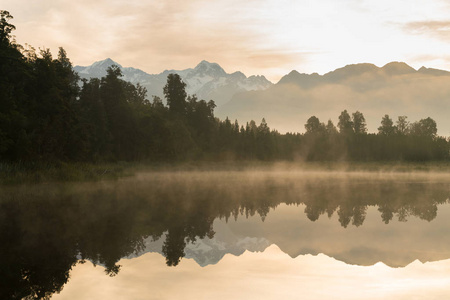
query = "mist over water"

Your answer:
(1, 167), (450, 299)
